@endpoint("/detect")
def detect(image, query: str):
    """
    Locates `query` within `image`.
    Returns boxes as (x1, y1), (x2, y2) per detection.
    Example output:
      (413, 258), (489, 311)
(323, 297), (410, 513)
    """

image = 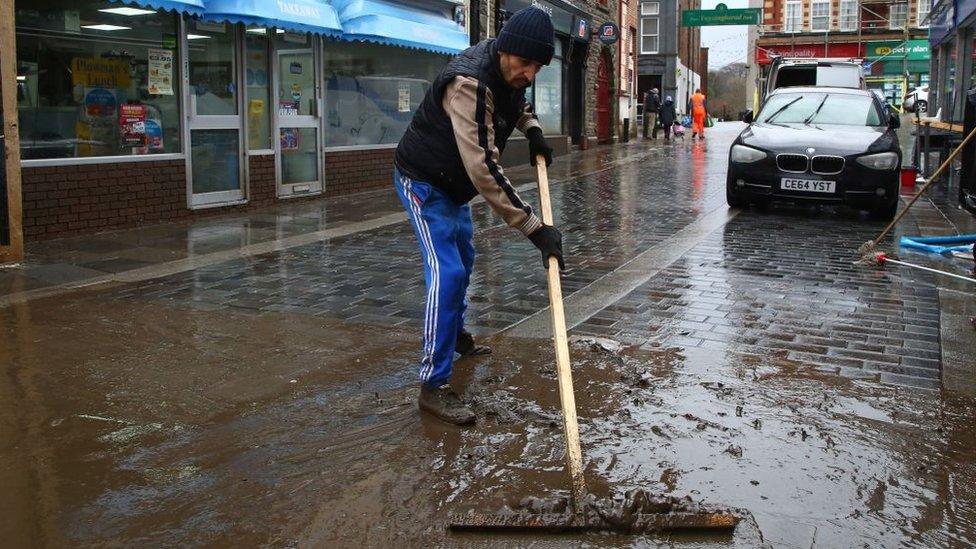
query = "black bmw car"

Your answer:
(727, 87), (902, 219)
